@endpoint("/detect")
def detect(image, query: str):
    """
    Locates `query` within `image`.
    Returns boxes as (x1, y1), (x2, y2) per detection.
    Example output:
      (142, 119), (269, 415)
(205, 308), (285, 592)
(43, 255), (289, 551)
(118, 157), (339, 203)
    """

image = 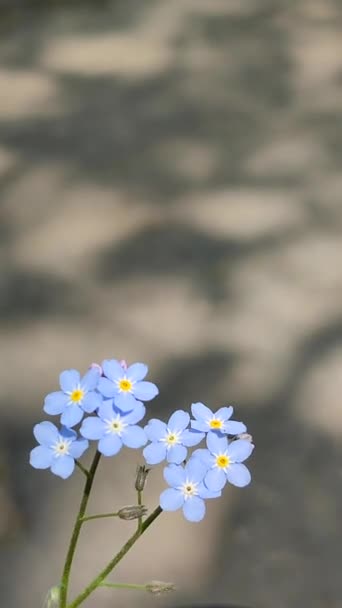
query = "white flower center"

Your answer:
(180, 479), (198, 500)
(161, 429), (182, 448)
(52, 437), (72, 457)
(104, 416), (127, 435)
